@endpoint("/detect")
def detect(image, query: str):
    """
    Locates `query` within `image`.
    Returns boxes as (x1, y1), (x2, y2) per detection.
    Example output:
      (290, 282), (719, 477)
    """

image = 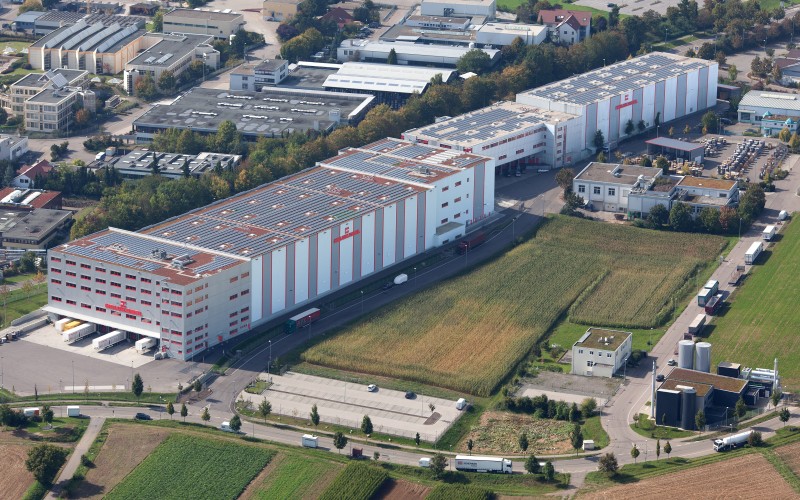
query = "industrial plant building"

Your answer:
(571, 328), (632, 378)
(420, 0), (496, 20)
(162, 9), (245, 39)
(736, 91), (800, 135)
(337, 39), (501, 67)
(381, 22), (546, 48)
(91, 149), (242, 179)
(132, 87), (375, 142)
(45, 138), (495, 360)
(123, 33), (219, 95)
(230, 60), (291, 91)
(0, 187), (71, 249)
